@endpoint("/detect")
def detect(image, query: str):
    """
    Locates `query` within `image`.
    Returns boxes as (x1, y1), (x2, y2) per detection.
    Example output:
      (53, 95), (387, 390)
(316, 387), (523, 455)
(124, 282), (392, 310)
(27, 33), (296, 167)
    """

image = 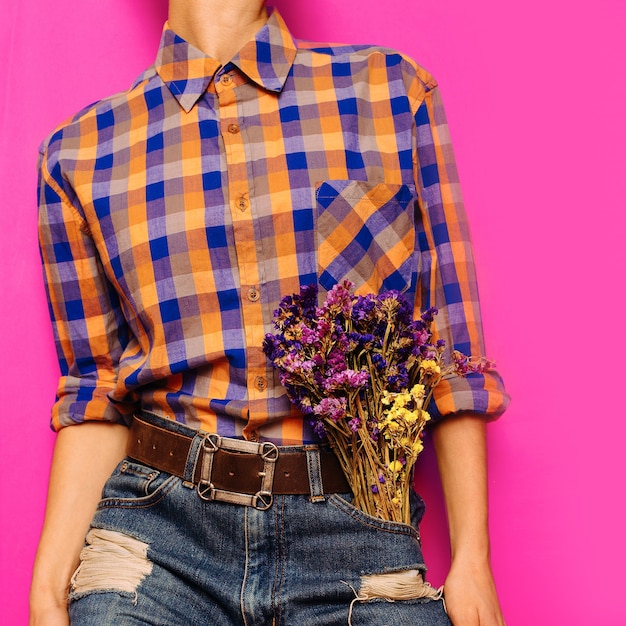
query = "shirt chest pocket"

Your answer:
(315, 180), (417, 295)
